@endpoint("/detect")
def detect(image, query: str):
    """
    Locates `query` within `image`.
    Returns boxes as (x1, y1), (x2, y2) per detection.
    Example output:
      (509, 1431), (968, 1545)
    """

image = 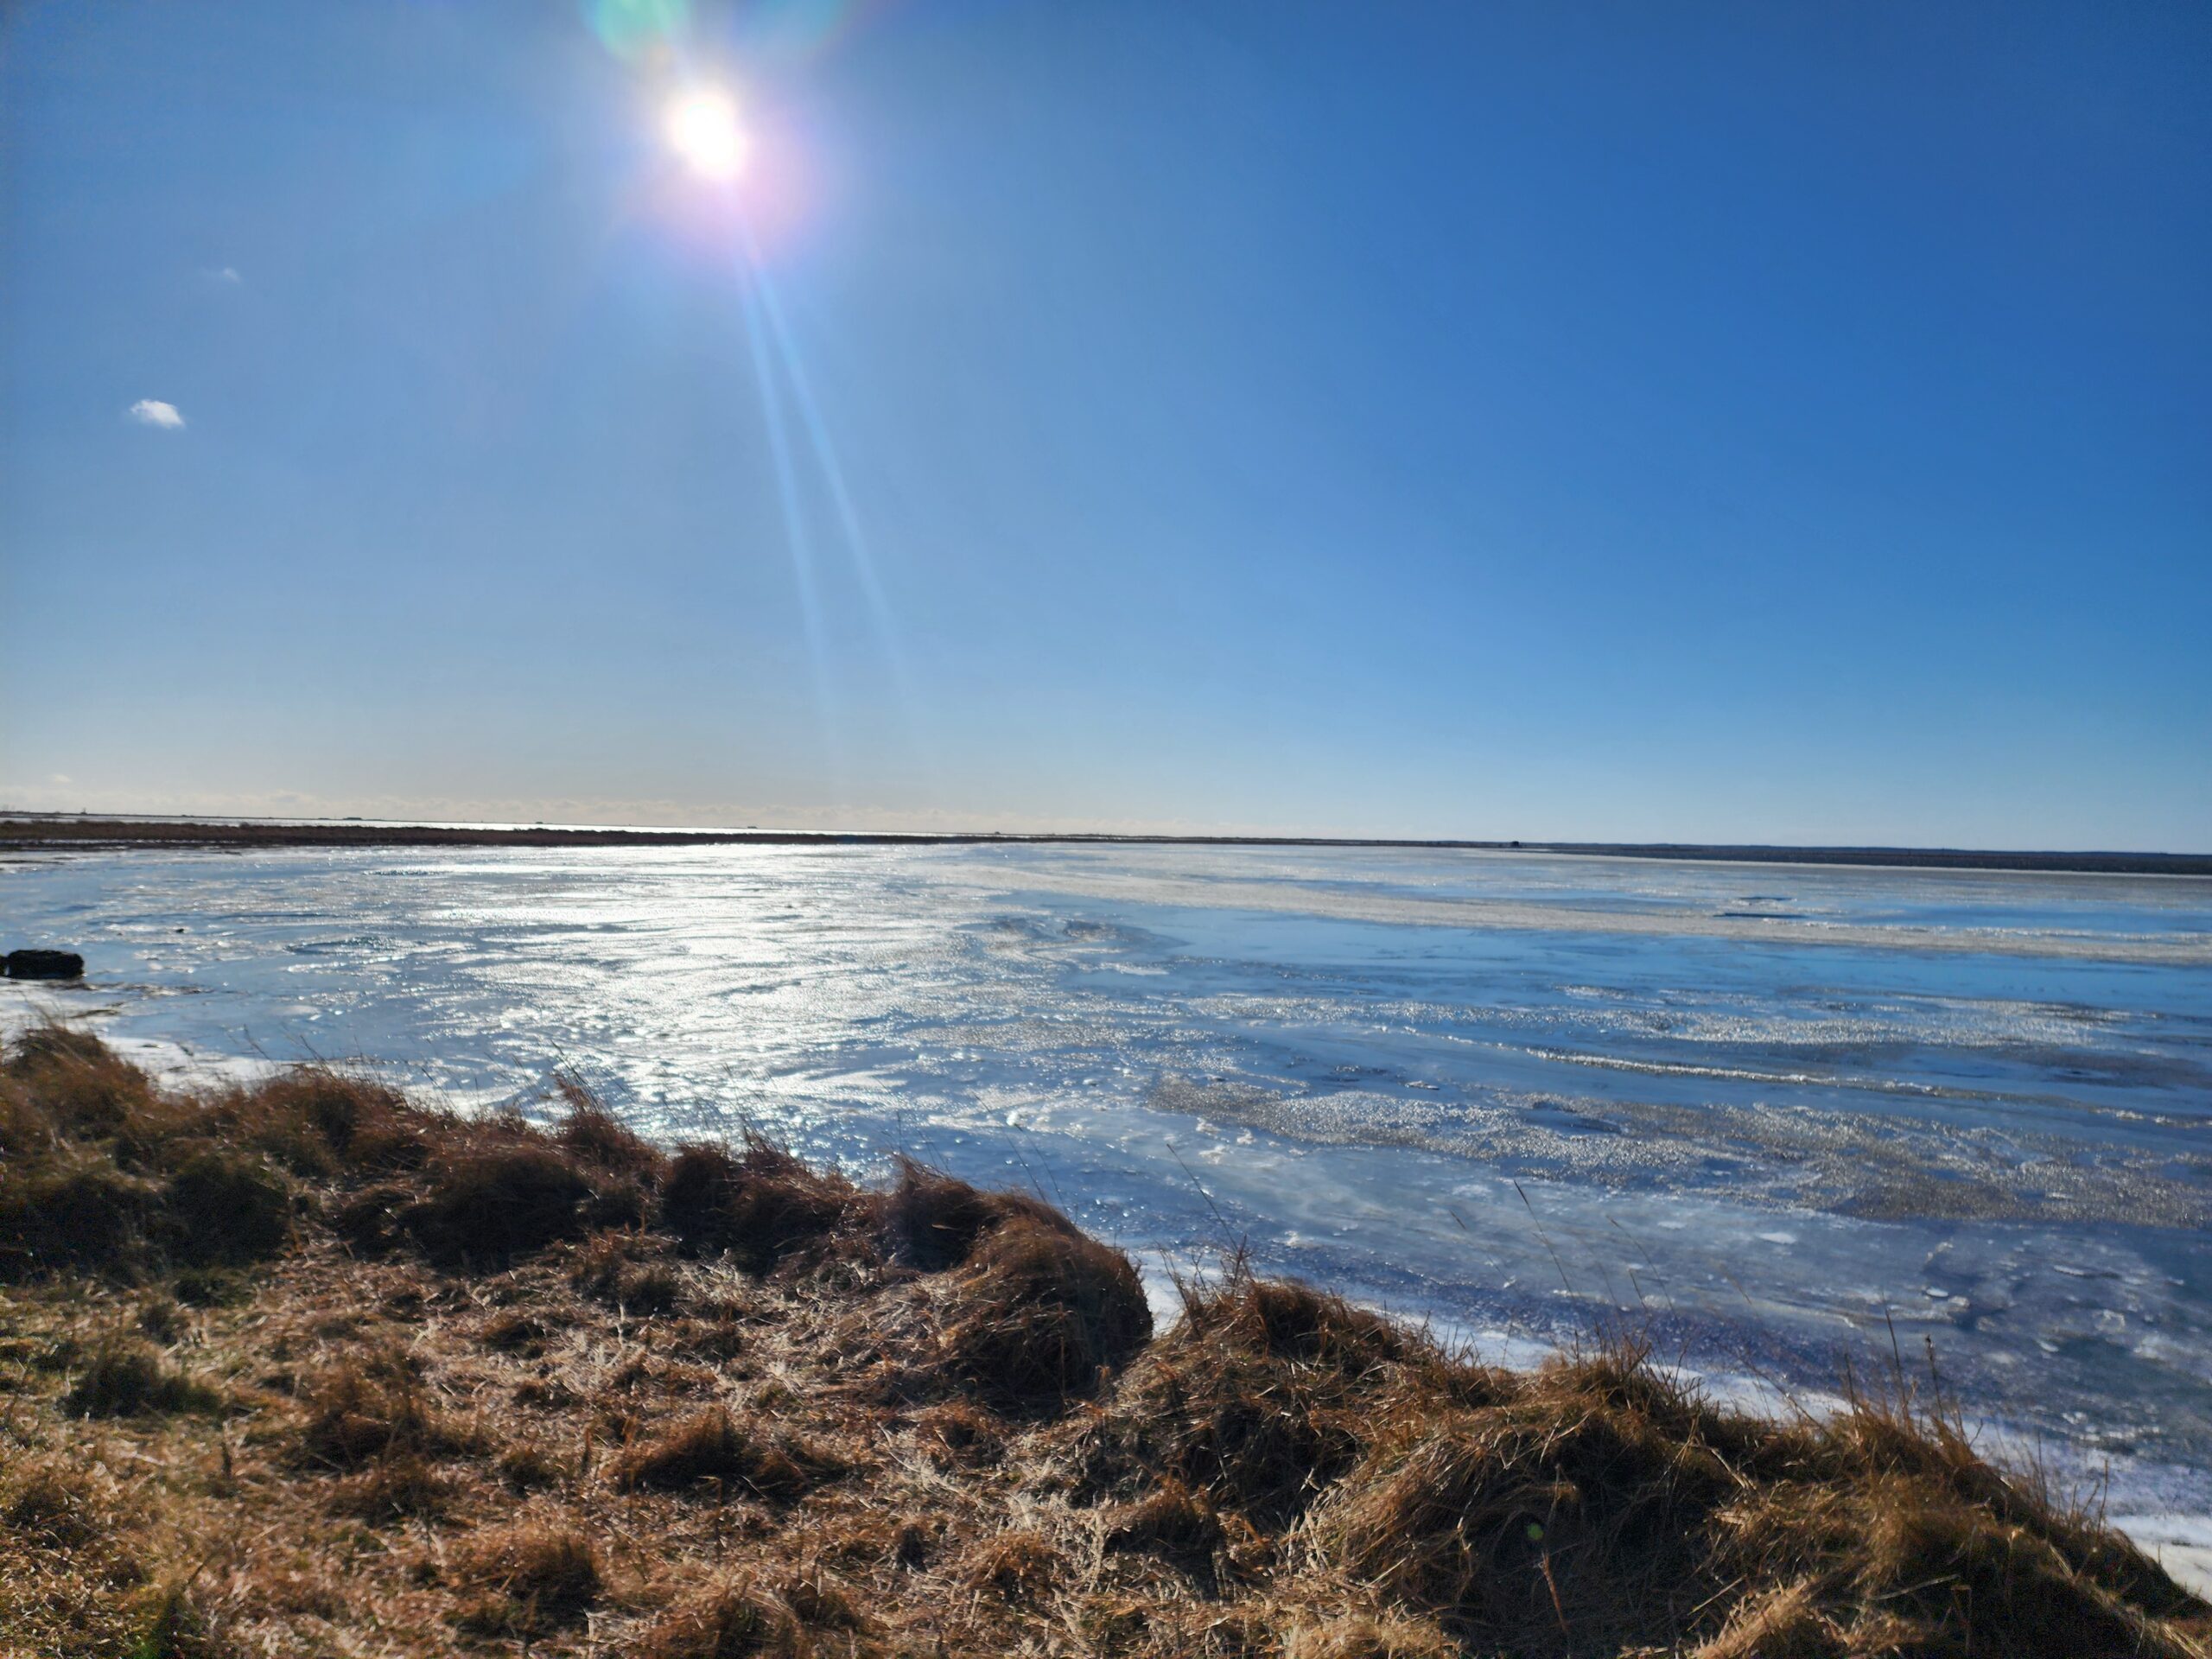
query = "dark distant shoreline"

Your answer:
(3, 813), (2204, 876)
